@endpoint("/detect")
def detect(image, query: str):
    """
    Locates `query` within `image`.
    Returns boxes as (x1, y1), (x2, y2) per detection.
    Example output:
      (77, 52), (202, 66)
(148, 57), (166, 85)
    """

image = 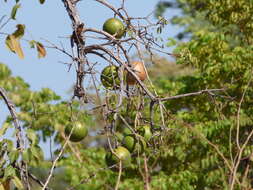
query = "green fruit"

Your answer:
(115, 119), (133, 135)
(122, 127), (132, 136)
(105, 146), (131, 167)
(115, 132), (124, 142)
(64, 122), (88, 142)
(103, 18), (125, 39)
(101, 65), (120, 90)
(122, 135), (147, 154)
(138, 125), (152, 141)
